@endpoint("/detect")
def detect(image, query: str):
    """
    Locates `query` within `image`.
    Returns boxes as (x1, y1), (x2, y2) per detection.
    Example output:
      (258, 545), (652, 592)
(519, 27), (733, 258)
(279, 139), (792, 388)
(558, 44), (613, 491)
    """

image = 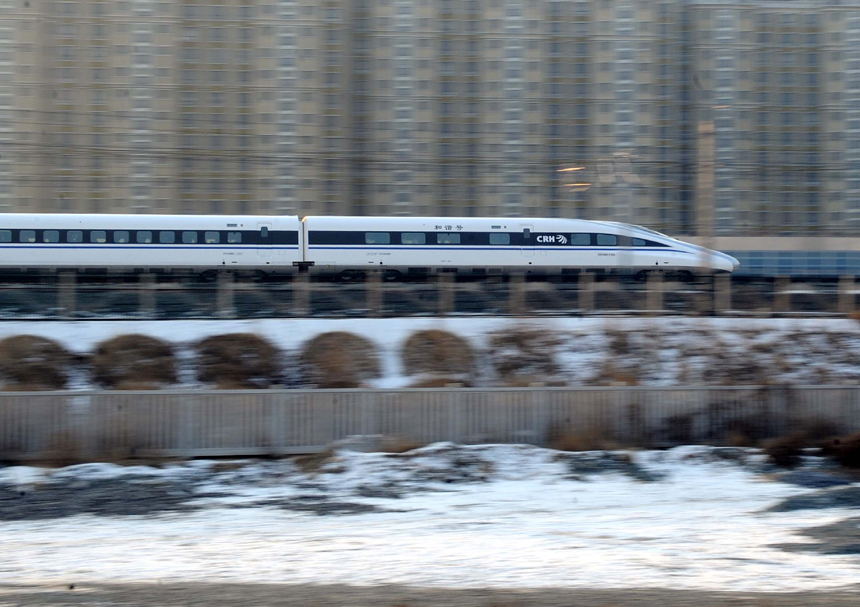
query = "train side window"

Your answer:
(489, 233), (510, 245)
(114, 231), (130, 244)
(365, 232), (390, 245)
(67, 231), (83, 243)
(0, 230), (11, 243)
(90, 230), (106, 244)
(182, 231), (198, 244)
(43, 230), (60, 243)
(205, 231), (220, 244)
(137, 231), (153, 244)
(571, 233), (590, 246)
(227, 232), (241, 243)
(159, 231), (175, 244)
(437, 233), (461, 245)
(632, 238), (646, 246)
(596, 234), (617, 246)
(20, 230), (36, 243)
(401, 232), (426, 245)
